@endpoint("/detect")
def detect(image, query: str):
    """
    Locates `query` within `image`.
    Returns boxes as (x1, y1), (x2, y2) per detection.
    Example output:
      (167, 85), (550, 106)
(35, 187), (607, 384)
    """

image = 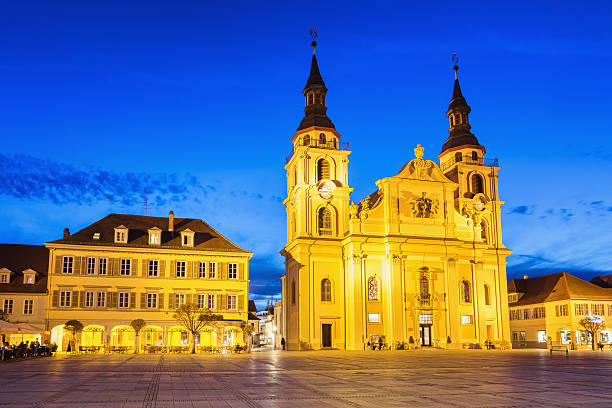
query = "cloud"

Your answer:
(0, 154), (209, 208)
(509, 205), (532, 215)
